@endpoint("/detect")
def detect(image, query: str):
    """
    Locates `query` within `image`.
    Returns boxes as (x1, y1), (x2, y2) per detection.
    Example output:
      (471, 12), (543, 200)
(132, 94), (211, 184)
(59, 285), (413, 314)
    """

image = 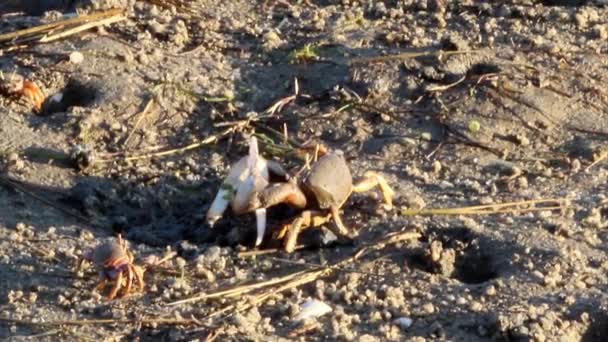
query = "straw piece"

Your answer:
(0, 9), (123, 44)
